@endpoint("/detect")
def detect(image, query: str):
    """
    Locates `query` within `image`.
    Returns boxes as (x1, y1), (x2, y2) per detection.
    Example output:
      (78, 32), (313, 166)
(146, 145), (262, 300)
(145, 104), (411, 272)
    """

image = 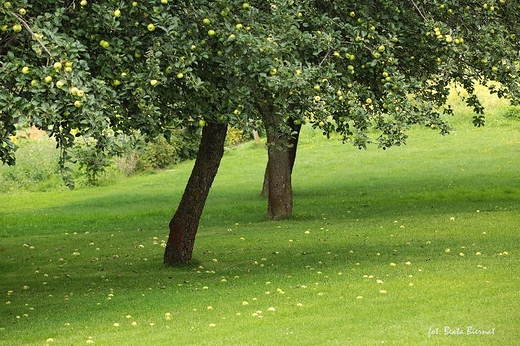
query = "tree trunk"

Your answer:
(263, 116), (294, 220)
(163, 122), (228, 266)
(261, 117), (301, 196)
(266, 143), (292, 219)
